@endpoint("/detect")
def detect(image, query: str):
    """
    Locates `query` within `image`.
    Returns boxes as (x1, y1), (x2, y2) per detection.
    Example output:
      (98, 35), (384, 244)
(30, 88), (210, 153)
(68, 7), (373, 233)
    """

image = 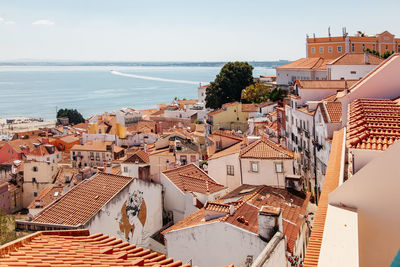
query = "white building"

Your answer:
(161, 163), (227, 223)
(17, 172), (163, 250)
(197, 83), (209, 104)
(163, 184), (310, 267)
(121, 150), (150, 181)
